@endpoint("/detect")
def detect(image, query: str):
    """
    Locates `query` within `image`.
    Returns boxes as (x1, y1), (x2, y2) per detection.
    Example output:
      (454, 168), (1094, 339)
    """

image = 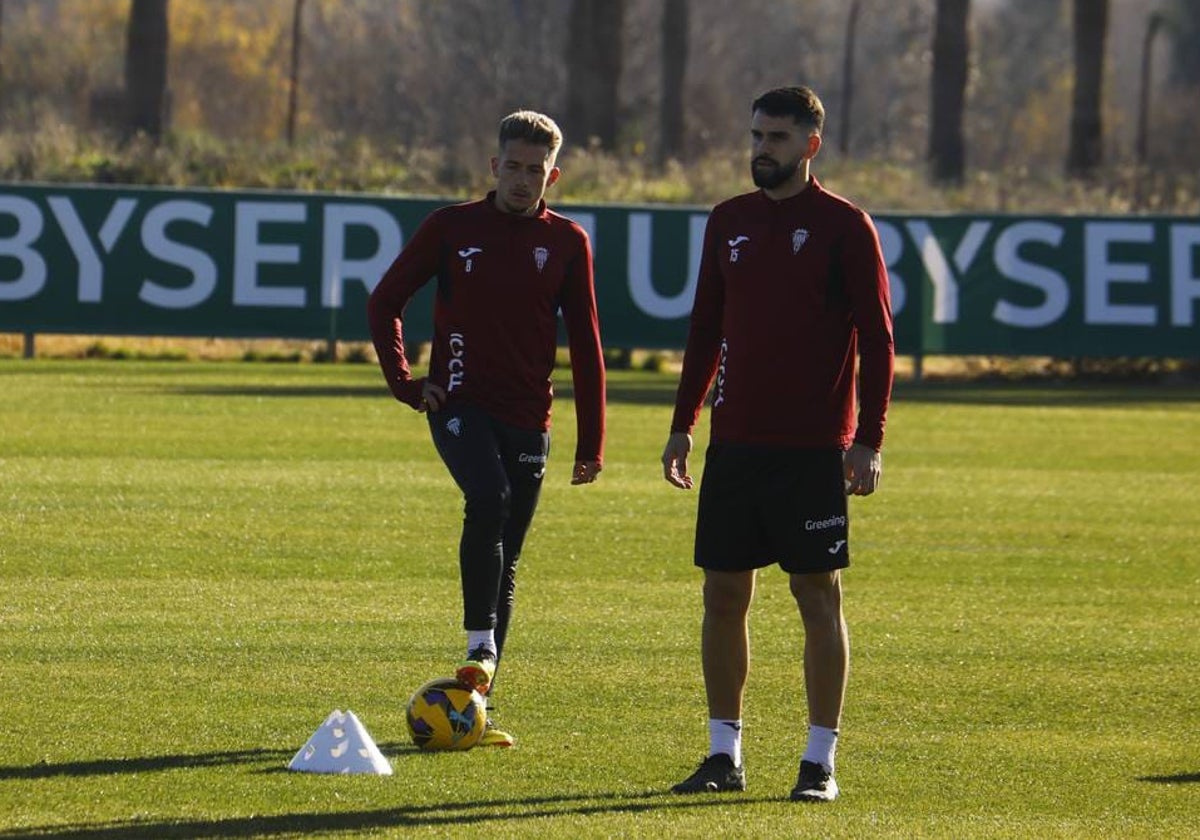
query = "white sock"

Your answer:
(466, 629), (496, 657)
(708, 718), (743, 766)
(801, 724), (838, 773)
